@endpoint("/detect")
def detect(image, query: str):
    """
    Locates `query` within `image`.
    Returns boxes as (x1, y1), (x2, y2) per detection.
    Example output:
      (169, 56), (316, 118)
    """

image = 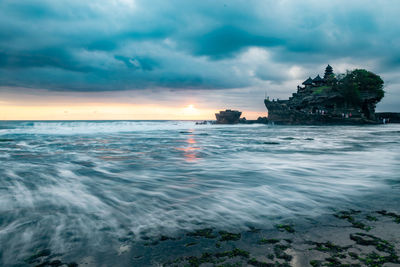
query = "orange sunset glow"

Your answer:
(0, 102), (265, 121)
